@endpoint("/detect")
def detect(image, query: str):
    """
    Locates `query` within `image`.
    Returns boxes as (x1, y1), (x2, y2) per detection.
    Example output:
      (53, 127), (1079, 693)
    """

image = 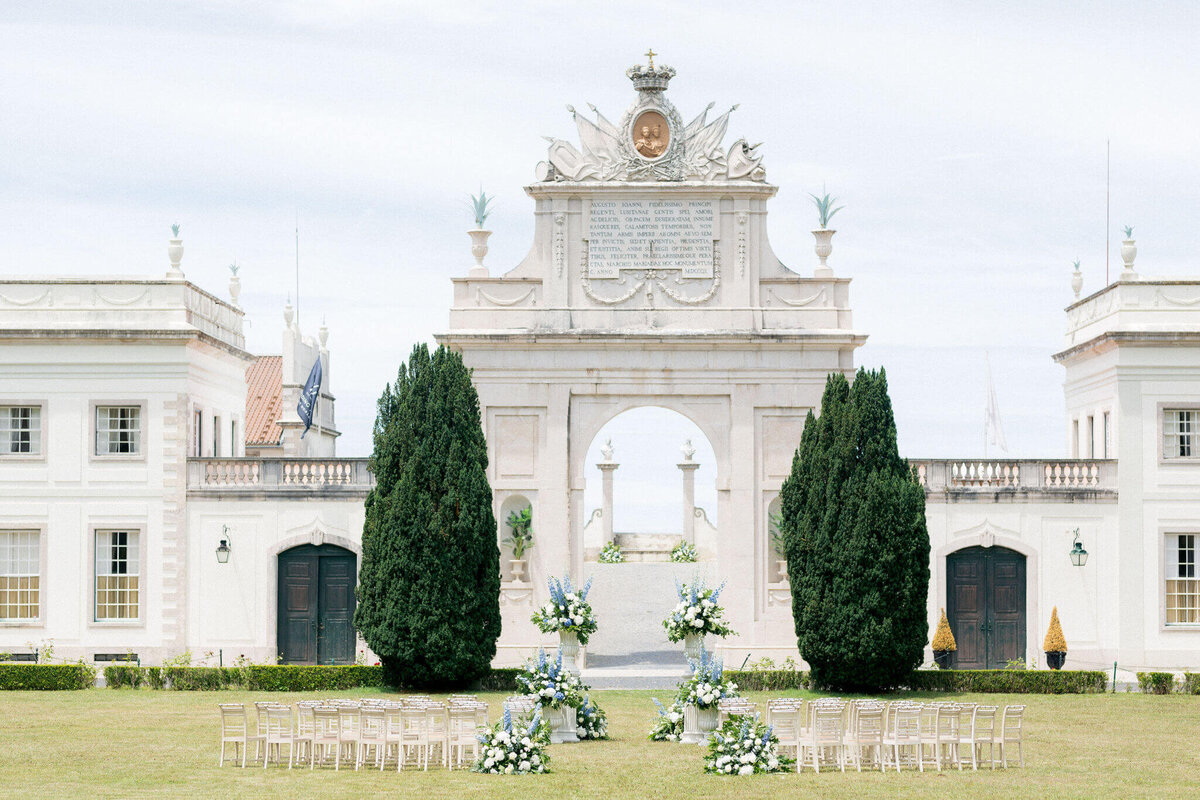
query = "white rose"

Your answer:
(692, 619), (704, 628)
(484, 757), (494, 768)
(739, 765), (754, 775)
(519, 760), (530, 771)
(505, 764), (514, 774)
(532, 755), (541, 765)
(768, 758), (779, 770)
(566, 593), (577, 601)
